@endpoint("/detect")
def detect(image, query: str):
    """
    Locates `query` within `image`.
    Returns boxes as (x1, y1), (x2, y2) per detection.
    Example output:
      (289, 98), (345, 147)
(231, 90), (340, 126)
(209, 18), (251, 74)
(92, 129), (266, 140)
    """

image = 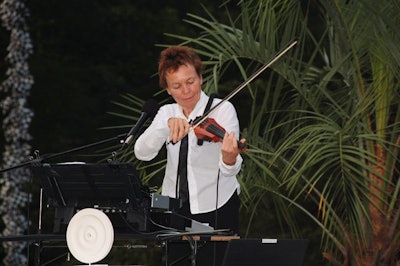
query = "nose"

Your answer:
(182, 83), (191, 94)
